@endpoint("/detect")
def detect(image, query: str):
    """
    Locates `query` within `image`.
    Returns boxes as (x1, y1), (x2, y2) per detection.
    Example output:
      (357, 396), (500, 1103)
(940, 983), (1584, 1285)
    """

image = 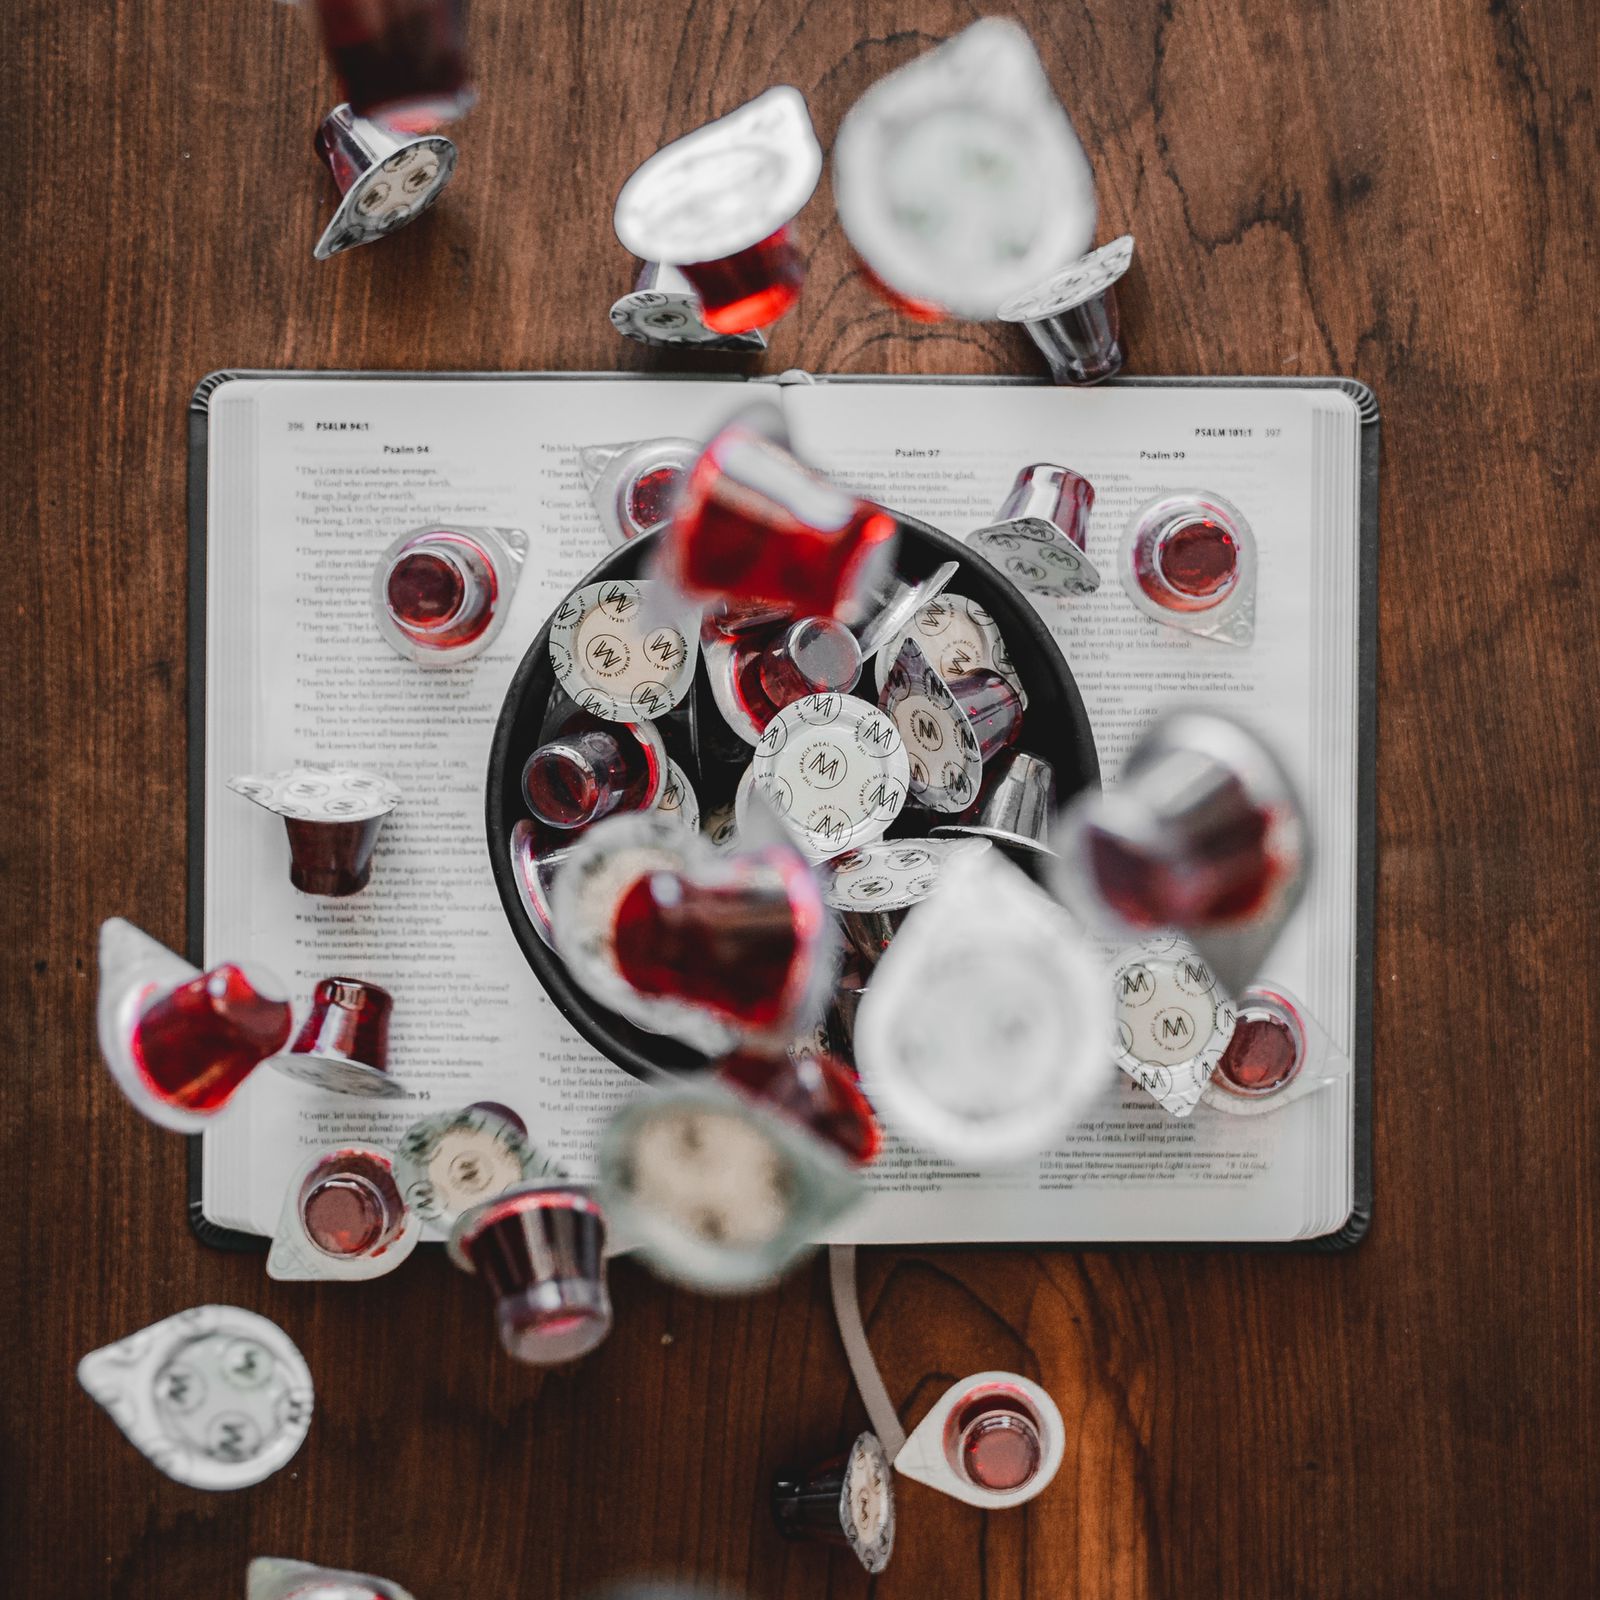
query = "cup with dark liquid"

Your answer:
(448, 1184), (613, 1365)
(307, 0), (475, 133)
(96, 918), (293, 1133)
(654, 404), (898, 624)
(229, 765), (402, 897)
(372, 525), (527, 665)
(1120, 490), (1257, 646)
(268, 1146), (421, 1281)
(273, 976), (406, 1098)
(521, 711), (666, 831)
(967, 462), (1102, 597)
